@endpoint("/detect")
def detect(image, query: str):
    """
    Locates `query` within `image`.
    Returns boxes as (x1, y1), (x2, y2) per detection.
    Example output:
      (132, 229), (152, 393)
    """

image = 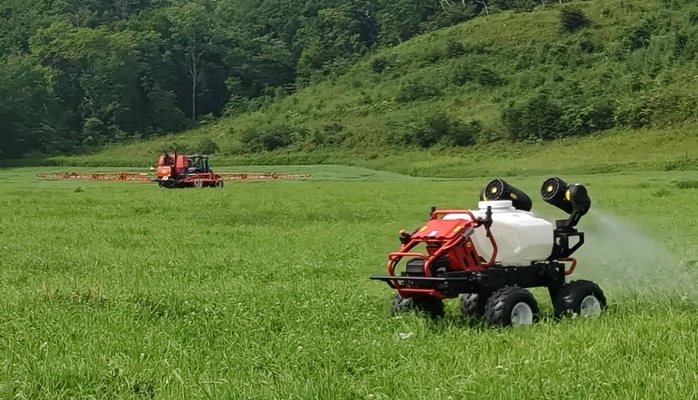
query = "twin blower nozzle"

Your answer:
(480, 177), (591, 216)
(539, 177), (591, 216)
